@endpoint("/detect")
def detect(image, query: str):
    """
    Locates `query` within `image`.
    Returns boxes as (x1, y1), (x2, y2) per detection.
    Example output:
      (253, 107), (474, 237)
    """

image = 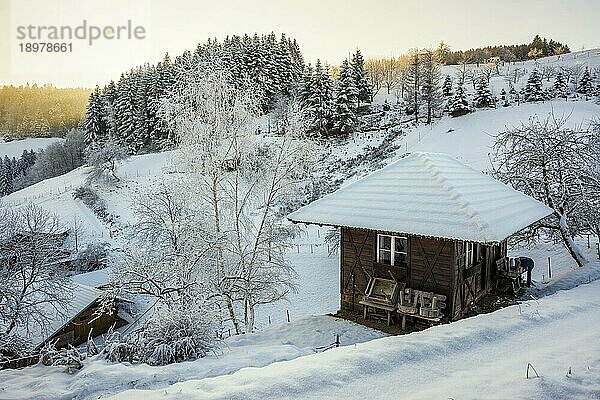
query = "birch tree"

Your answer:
(161, 62), (316, 333)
